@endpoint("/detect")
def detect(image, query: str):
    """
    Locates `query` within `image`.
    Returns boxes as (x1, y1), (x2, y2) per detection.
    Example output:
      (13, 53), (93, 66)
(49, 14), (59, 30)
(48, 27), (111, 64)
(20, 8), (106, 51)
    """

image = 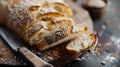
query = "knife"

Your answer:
(0, 27), (53, 67)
